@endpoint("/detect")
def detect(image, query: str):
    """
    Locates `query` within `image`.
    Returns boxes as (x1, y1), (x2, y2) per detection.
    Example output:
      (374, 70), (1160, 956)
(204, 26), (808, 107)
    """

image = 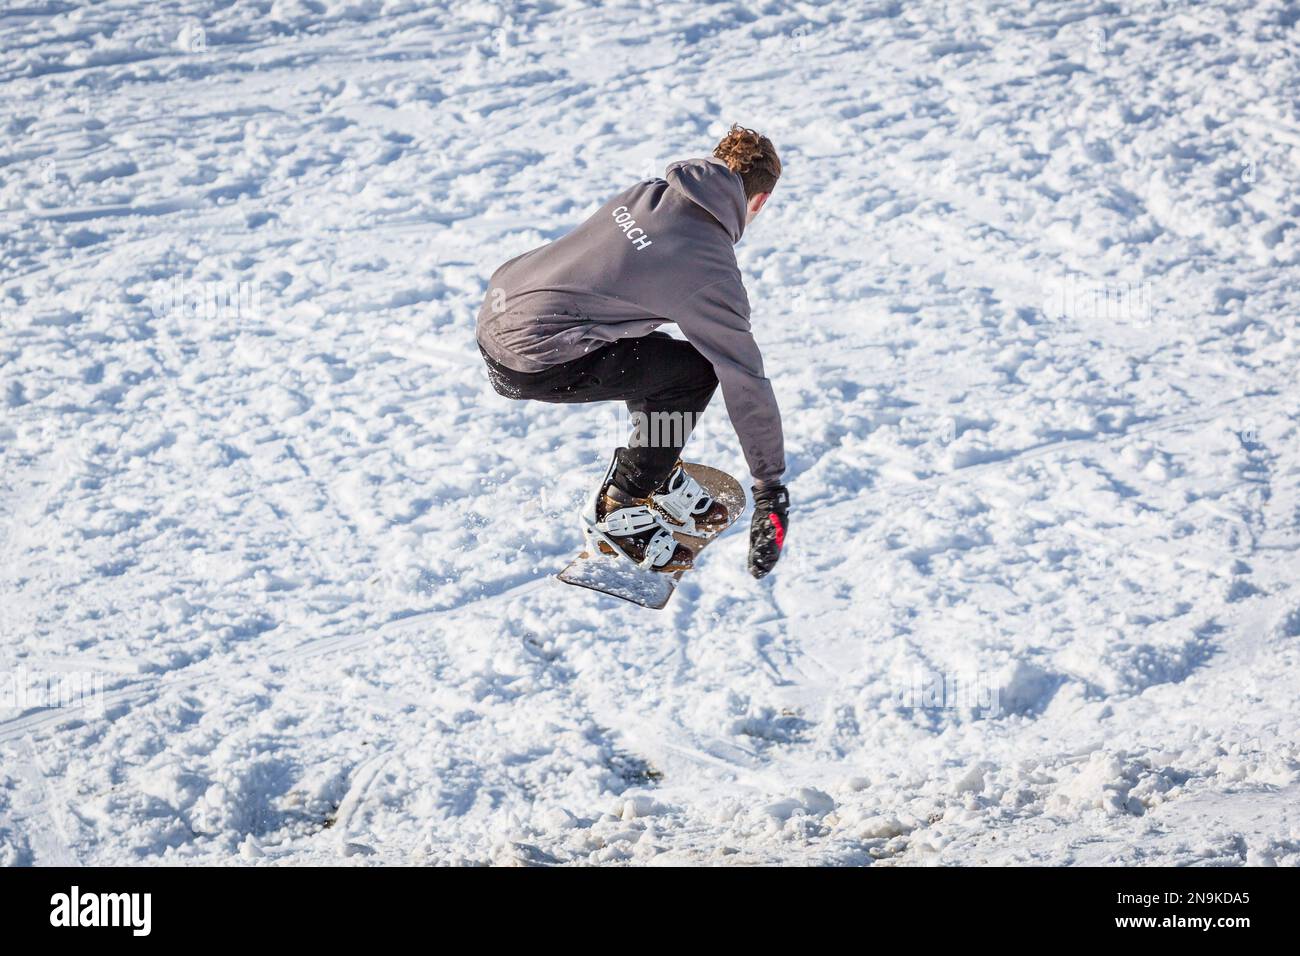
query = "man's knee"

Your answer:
(681, 344), (718, 390)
